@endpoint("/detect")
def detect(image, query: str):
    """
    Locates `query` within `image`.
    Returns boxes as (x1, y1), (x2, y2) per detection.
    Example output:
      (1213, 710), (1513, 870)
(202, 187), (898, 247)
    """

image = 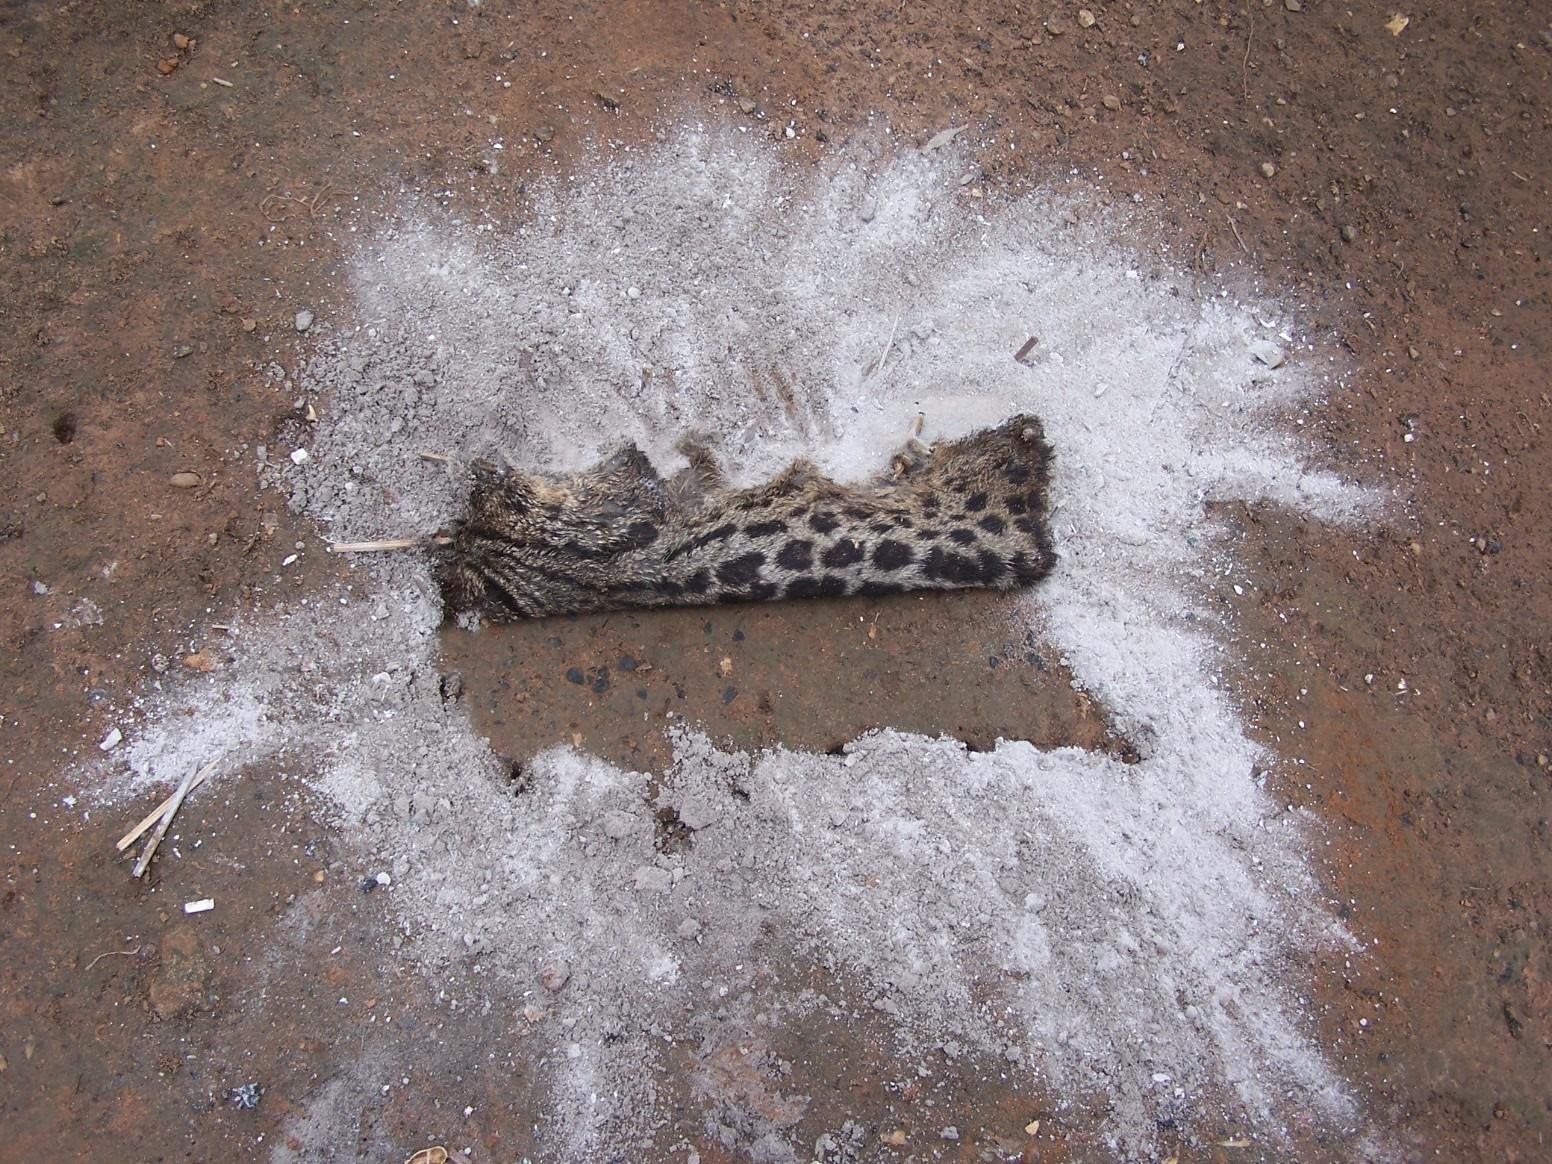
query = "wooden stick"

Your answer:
(328, 538), (420, 553)
(131, 759), (209, 878)
(329, 535), (452, 553)
(417, 451), (452, 463)
(117, 757), (220, 852)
